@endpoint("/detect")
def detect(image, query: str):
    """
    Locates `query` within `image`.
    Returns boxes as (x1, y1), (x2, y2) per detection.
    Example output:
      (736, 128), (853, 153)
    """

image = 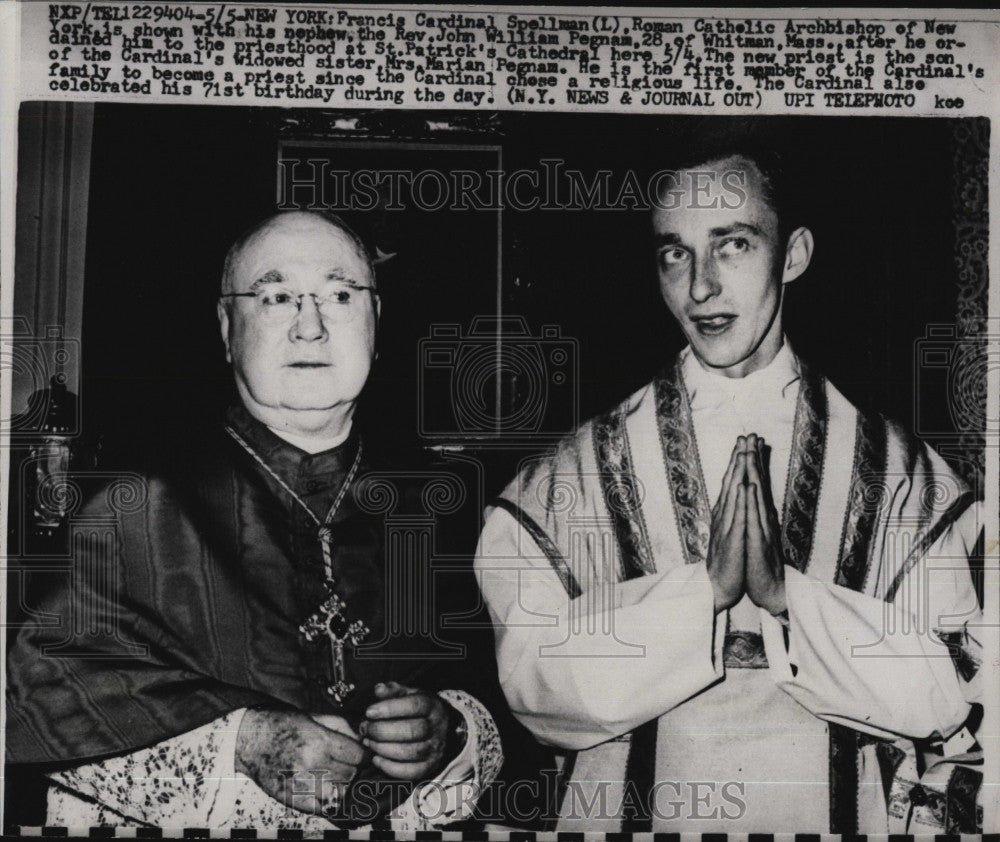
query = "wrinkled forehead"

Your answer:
(653, 155), (777, 234)
(231, 217), (372, 290)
